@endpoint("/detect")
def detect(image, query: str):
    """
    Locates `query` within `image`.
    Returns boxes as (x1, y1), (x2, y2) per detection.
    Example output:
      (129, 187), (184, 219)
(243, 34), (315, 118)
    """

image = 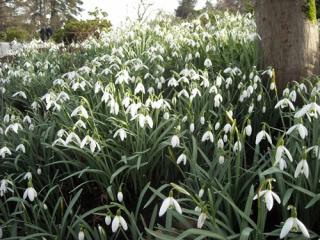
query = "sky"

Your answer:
(81, 0), (211, 26)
